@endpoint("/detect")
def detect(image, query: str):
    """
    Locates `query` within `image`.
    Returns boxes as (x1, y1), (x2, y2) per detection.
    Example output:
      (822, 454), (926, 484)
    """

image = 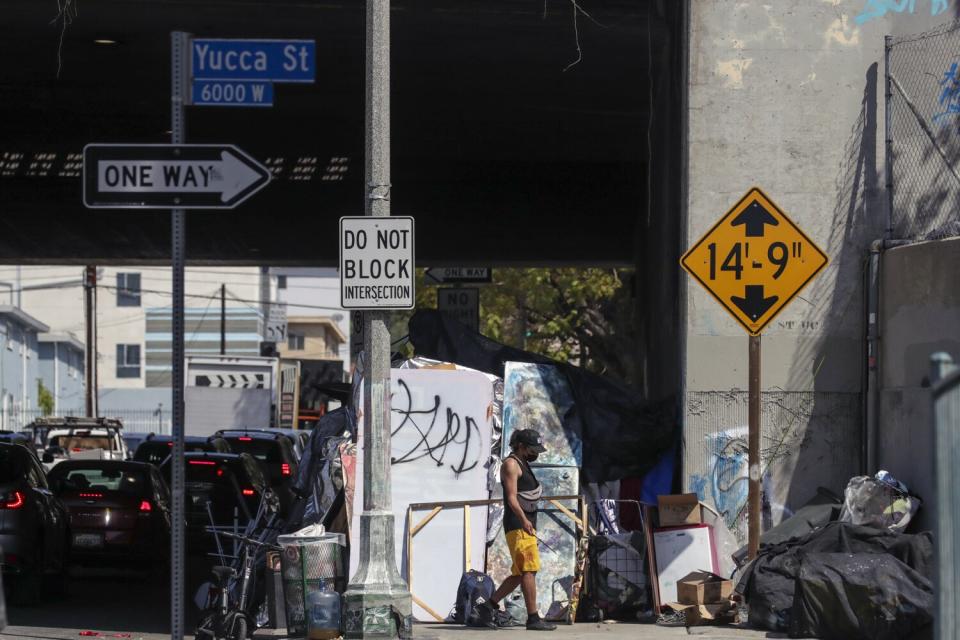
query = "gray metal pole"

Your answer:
(344, 1), (412, 637)
(884, 35), (894, 240)
(169, 29), (190, 640)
